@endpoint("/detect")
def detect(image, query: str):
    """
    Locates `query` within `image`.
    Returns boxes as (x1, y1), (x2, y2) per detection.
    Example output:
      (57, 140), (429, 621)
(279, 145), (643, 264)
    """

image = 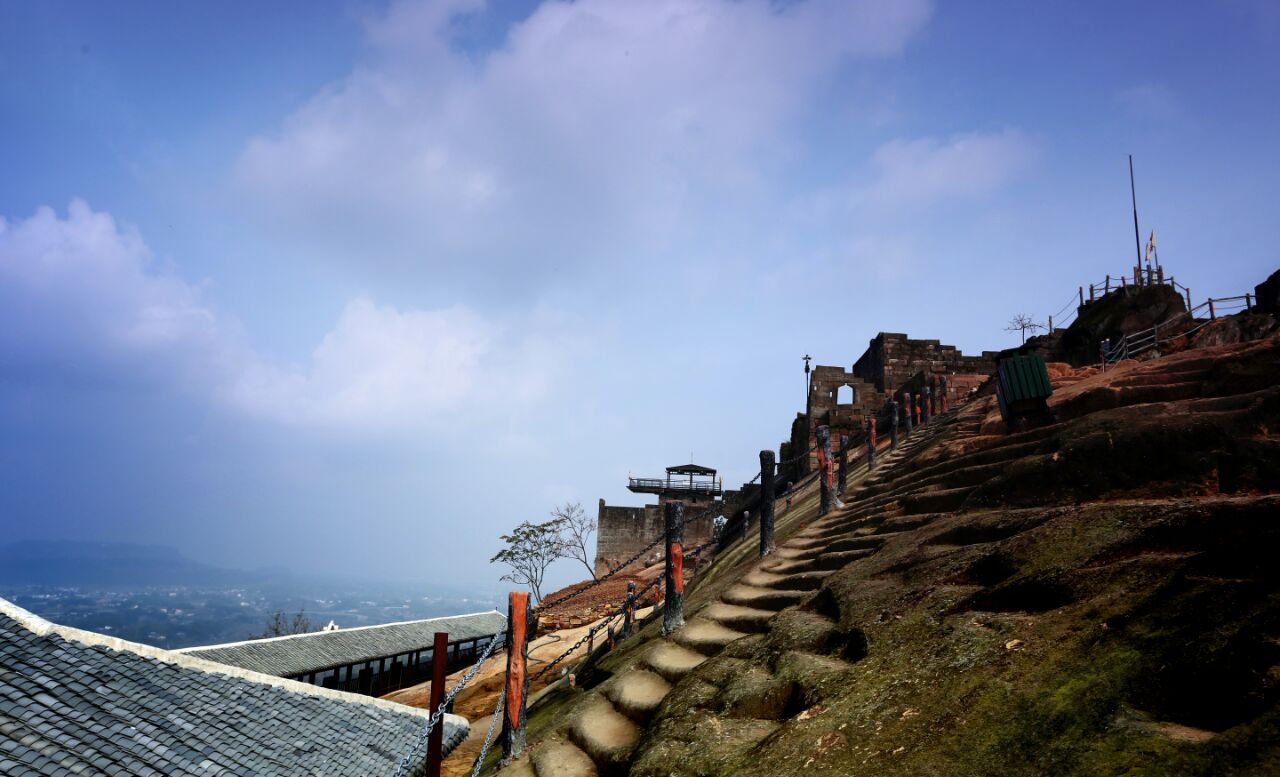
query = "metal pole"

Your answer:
(759, 449), (776, 558)
(922, 386), (932, 425)
(902, 392), (913, 433)
(816, 425), (833, 517)
(1209, 299), (1216, 320)
(425, 631), (448, 777)
(1130, 154), (1142, 269)
(663, 503), (685, 635)
(501, 592), (531, 763)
